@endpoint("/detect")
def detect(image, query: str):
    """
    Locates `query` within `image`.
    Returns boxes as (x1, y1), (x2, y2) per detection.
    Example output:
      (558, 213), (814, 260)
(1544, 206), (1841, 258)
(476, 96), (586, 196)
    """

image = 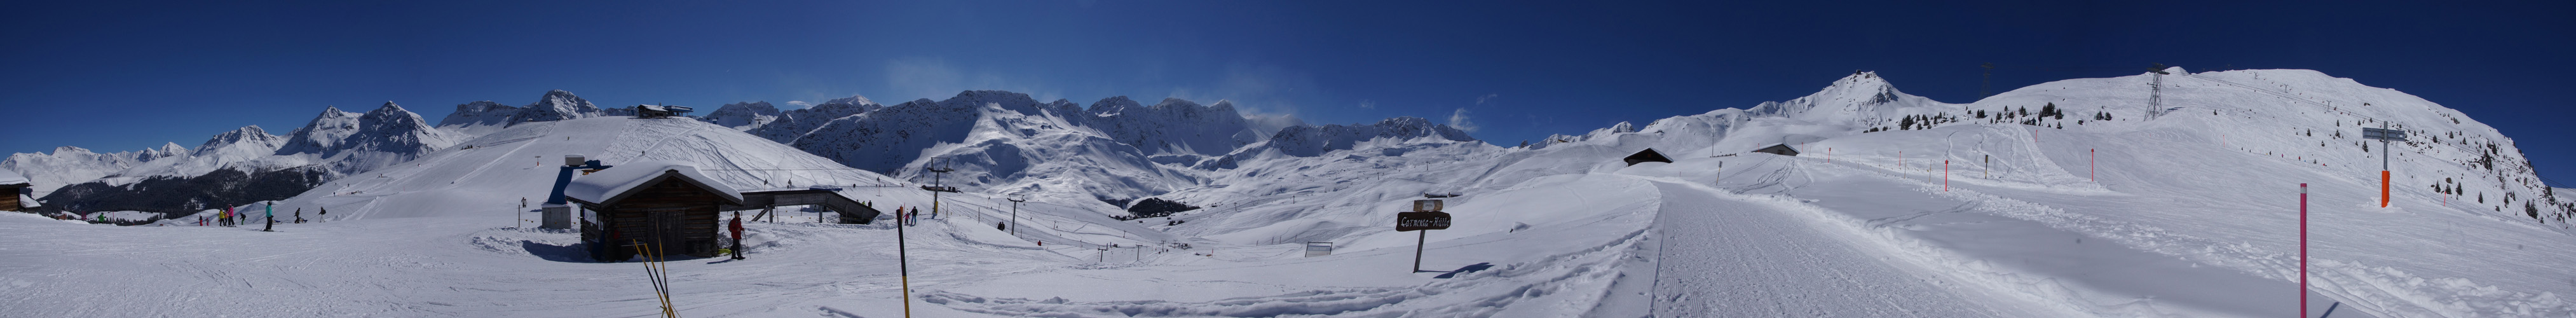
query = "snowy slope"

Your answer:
(7, 69), (2571, 317)
(1133, 69), (2569, 317)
